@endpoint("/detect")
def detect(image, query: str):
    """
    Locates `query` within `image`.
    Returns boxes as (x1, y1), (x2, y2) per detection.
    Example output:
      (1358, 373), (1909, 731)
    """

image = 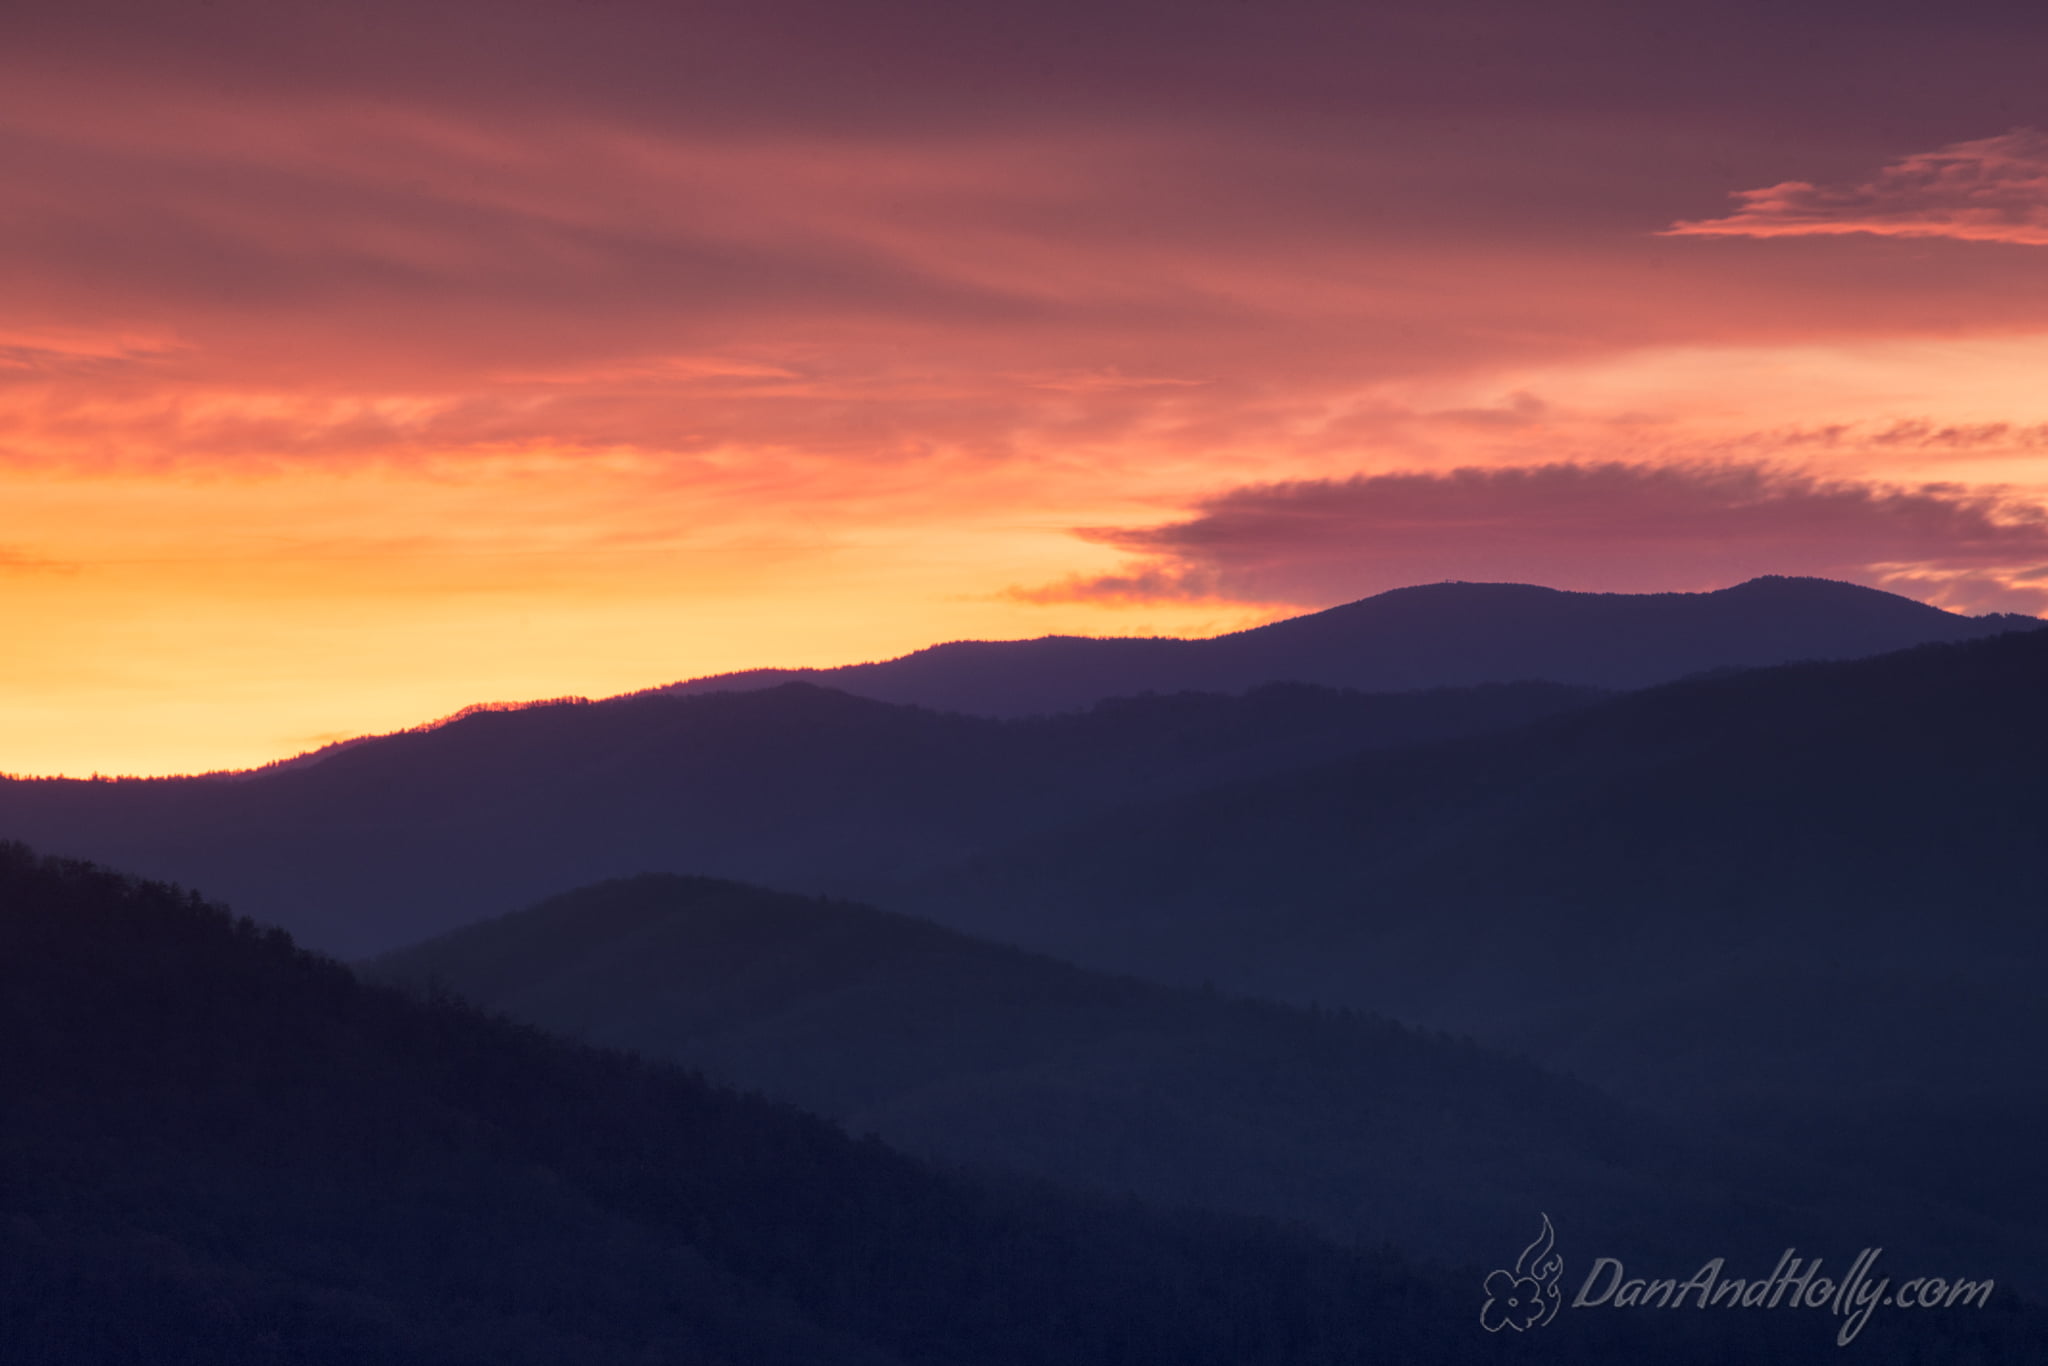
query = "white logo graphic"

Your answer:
(1481, 1212), (1563, 1332)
